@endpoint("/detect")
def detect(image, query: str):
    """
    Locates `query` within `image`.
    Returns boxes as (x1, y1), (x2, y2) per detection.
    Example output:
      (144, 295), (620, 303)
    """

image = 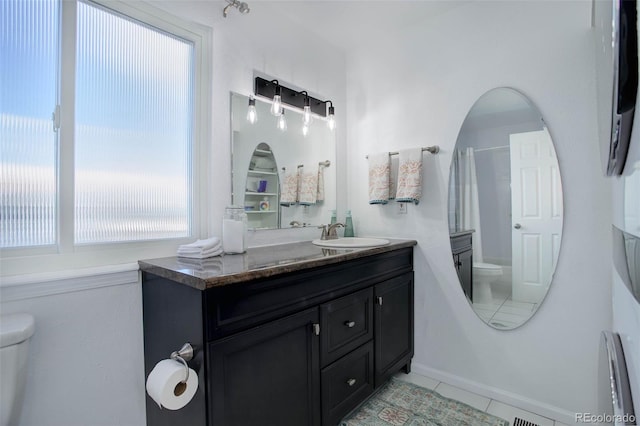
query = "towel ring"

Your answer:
(170, 343), (194, 383)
